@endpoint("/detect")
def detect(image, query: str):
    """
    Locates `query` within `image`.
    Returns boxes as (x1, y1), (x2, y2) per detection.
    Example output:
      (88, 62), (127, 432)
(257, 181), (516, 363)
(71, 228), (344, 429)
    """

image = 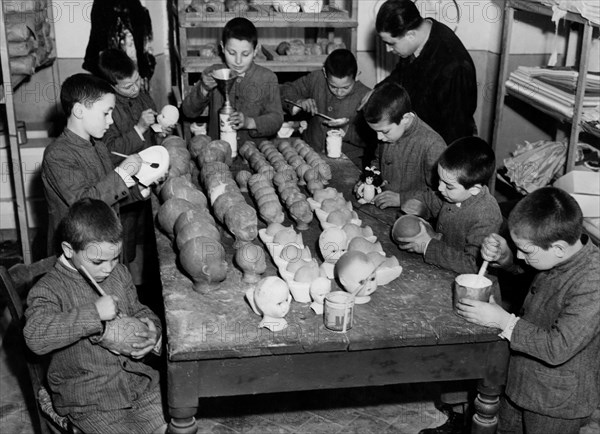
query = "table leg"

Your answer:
(167, 361), (199, 434)
(471, 379), (502, 434)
